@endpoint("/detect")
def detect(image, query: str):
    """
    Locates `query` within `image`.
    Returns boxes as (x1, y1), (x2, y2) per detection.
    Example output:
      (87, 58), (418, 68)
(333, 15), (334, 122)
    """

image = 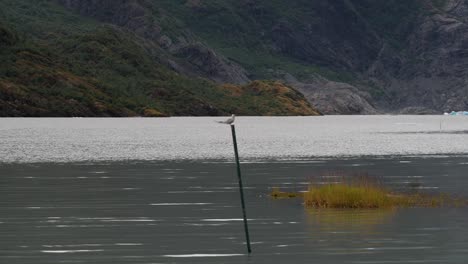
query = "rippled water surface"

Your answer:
(1, 116), (468, 162)
(1, 117), (468, 263)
